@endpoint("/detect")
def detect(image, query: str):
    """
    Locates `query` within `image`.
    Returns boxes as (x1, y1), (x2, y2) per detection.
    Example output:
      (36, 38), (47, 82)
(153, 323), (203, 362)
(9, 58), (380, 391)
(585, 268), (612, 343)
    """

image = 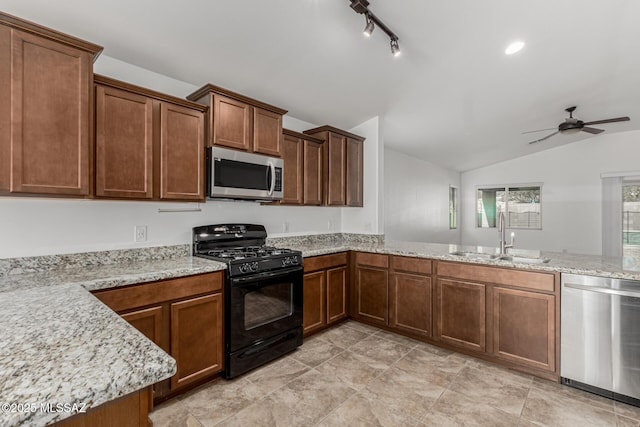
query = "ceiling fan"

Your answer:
(524, 106), (630, 144)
